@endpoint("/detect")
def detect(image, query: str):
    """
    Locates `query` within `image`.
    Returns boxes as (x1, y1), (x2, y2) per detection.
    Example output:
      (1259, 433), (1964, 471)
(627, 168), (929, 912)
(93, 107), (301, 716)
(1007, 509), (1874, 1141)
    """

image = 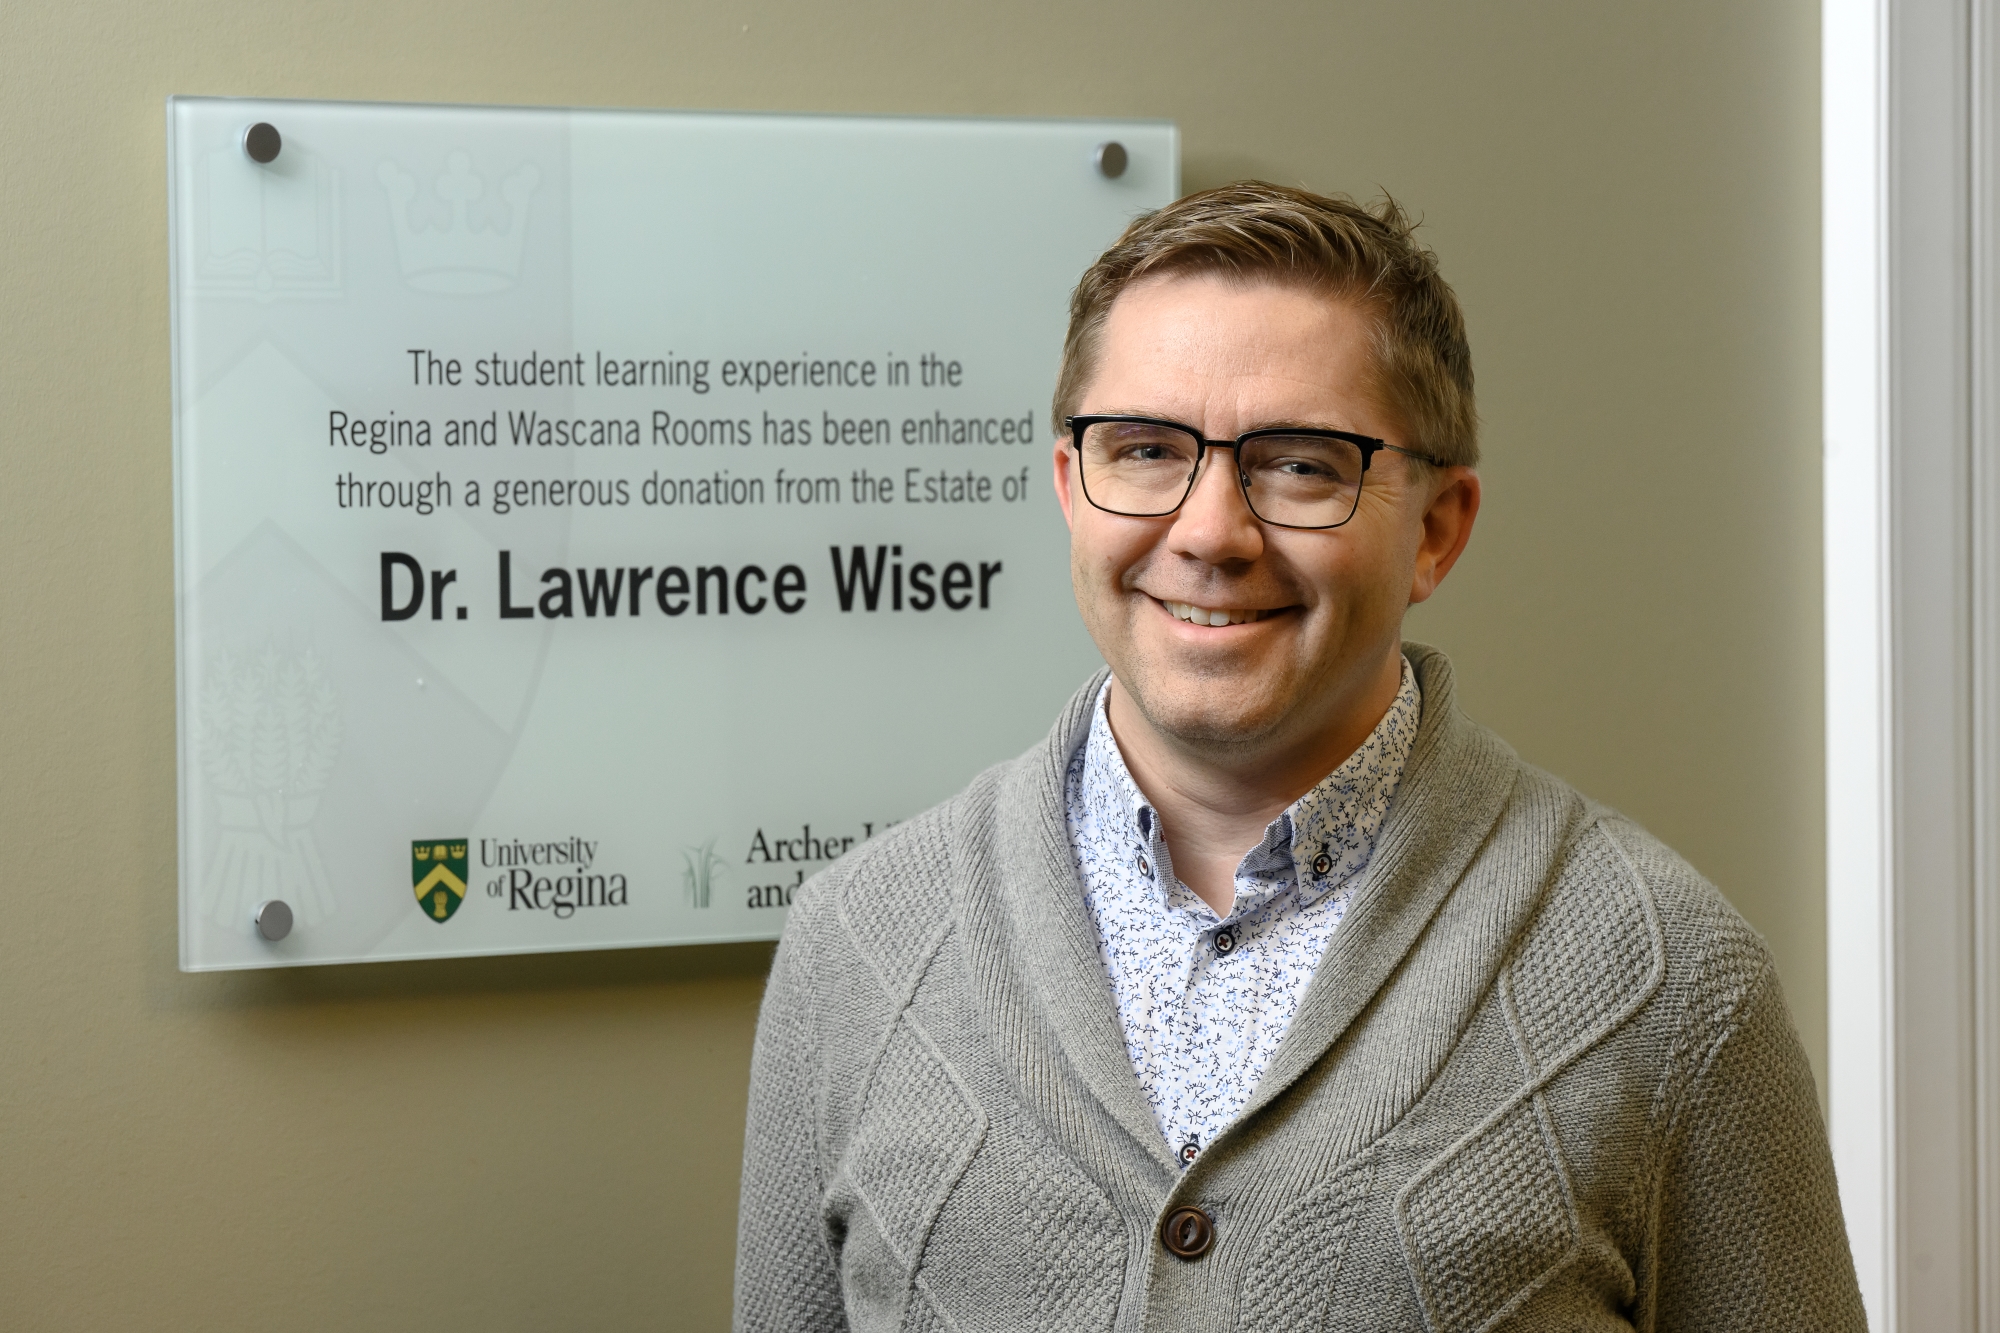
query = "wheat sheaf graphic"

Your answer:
(682, 838), (725, 910)
(198, 645), (341, 929)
